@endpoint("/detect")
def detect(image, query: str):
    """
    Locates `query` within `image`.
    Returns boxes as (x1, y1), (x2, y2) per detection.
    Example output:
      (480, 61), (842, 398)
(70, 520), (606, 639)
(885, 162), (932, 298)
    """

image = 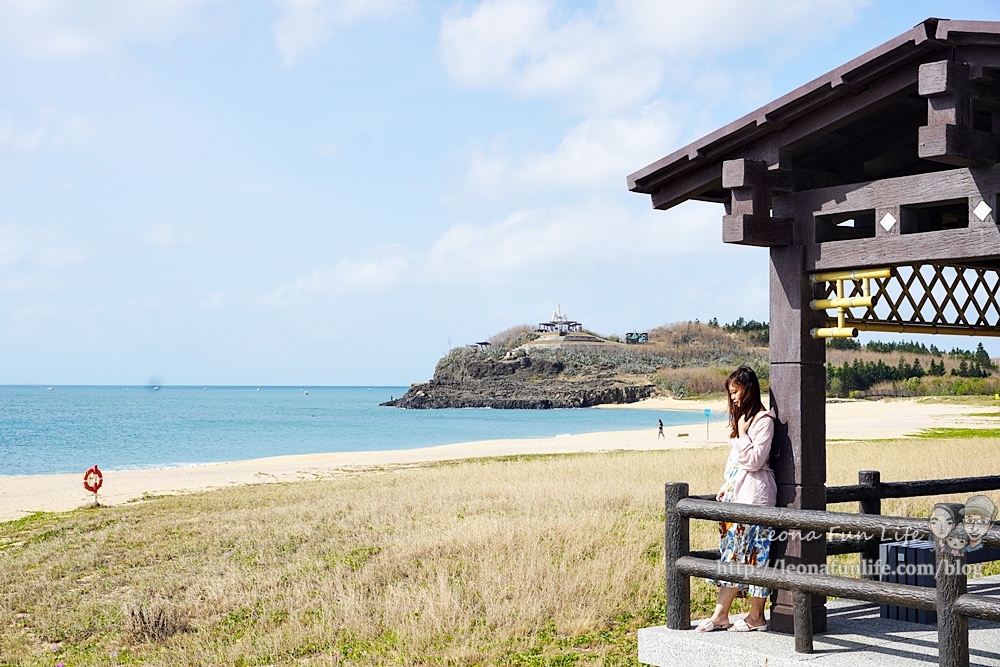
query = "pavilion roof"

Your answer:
(628, 19), (1000, 210)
